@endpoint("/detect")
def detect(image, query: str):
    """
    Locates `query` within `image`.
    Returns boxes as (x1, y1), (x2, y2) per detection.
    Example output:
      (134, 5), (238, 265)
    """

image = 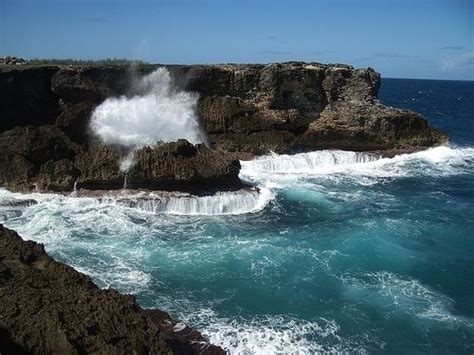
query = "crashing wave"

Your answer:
(112, 188), (273, 216)
(240, 145), (474, 183)
(0, 187), (273, 217)
(241, 150), (381, 175)
(178, 308), (380, 354)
